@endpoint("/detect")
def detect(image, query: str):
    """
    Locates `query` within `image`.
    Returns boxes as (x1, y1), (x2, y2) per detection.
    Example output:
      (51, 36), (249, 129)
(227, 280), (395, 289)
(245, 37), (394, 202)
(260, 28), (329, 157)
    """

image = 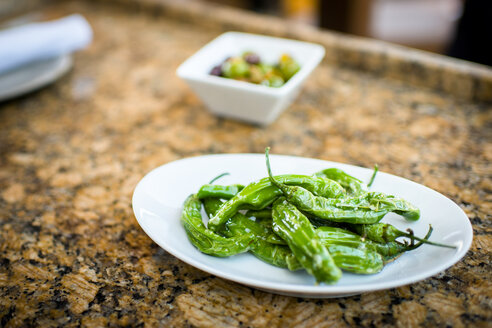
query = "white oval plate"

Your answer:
(132, 154), (472, 298)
